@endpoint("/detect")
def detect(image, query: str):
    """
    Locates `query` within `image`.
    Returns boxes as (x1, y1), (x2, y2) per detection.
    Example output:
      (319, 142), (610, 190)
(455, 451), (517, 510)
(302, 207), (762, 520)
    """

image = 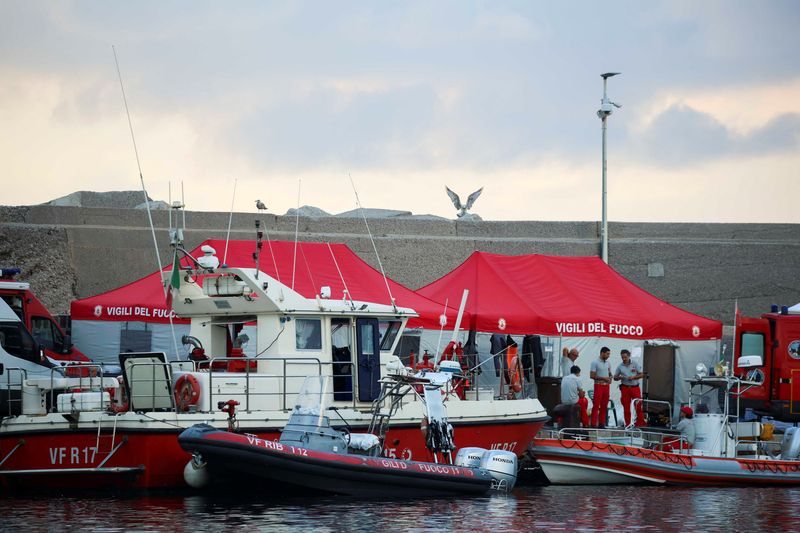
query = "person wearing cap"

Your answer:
(590, 347), (613, 428)
(664, 406), (695, 451)
(614, 349), (646, 427)
(676, 406), (695, 447)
